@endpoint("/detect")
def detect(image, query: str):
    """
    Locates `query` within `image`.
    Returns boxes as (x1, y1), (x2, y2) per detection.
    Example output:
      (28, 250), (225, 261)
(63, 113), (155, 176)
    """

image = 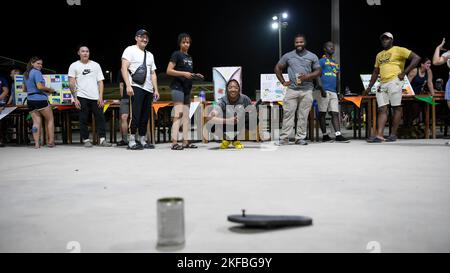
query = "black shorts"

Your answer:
(27, 100), (49, 112)
(171, 89), (191, 105)
(120, 98), (130, 115)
